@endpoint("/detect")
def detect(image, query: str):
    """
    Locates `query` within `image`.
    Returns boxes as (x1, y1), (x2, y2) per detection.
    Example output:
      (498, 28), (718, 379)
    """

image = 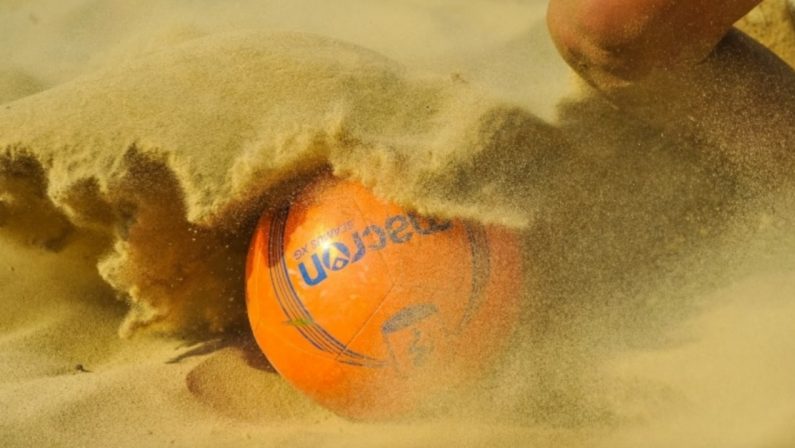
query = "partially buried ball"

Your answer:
(245, 175), (523, 419)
